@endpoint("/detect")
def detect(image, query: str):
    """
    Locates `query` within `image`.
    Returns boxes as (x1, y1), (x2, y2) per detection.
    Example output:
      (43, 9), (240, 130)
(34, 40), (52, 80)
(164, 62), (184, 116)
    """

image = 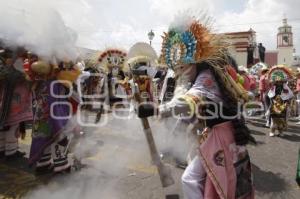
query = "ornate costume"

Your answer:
(267, 65), (294, 137)
(0, 49), (32, 158)
(98, 49), (127, 106)
(29, 61), (78, 173)
(127, 42), (159, 103)
(140, 15), (254, 199)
